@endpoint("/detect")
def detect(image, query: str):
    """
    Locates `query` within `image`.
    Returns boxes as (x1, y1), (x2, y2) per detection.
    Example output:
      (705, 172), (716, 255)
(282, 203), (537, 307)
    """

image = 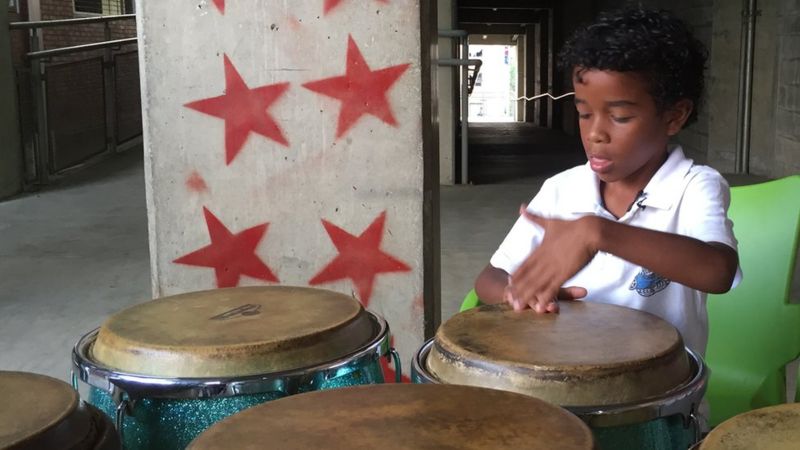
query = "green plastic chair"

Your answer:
(460, 289), (482, 312)
(705, 175), (800, 427)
